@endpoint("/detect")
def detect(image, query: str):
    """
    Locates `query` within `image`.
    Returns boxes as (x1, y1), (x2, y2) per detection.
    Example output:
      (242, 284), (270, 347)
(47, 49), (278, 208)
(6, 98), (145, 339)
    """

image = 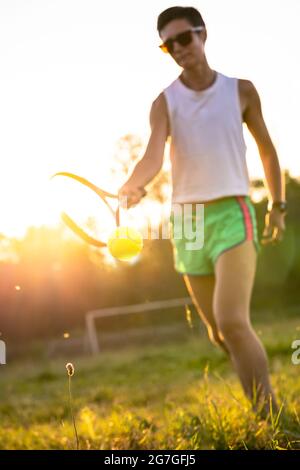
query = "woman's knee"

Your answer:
(216, 316), (251, 345)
